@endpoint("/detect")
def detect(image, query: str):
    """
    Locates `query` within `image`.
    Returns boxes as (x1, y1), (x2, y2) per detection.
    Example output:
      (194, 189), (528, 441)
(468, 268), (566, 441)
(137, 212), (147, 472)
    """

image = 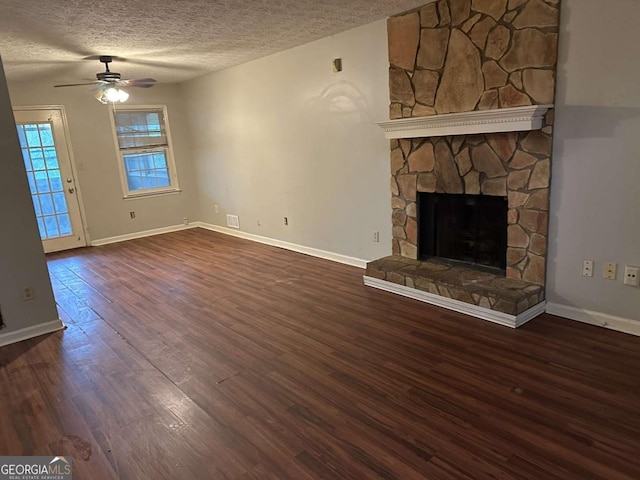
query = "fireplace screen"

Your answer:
(418, 193), (507, 271)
